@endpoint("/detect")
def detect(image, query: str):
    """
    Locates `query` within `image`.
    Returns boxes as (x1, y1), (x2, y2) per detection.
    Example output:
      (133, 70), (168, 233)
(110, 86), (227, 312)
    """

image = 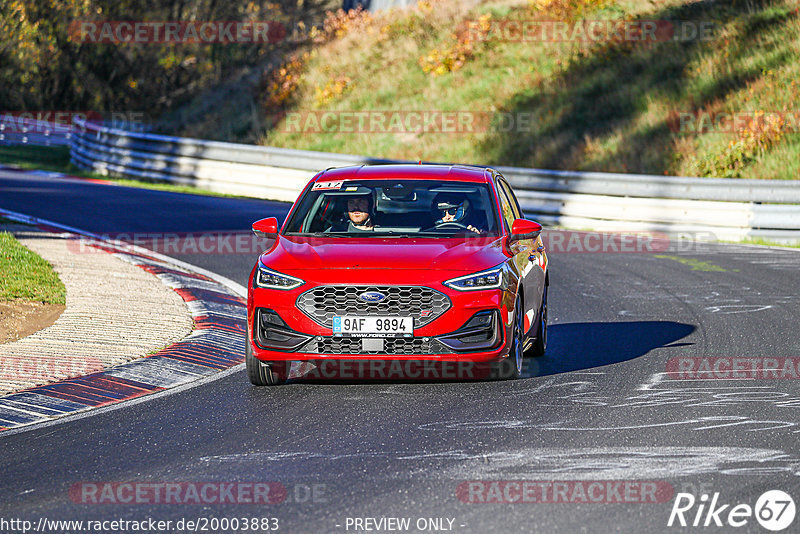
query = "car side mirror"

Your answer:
(509, 219), (542, 242)
(252, 217), (279, 238)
